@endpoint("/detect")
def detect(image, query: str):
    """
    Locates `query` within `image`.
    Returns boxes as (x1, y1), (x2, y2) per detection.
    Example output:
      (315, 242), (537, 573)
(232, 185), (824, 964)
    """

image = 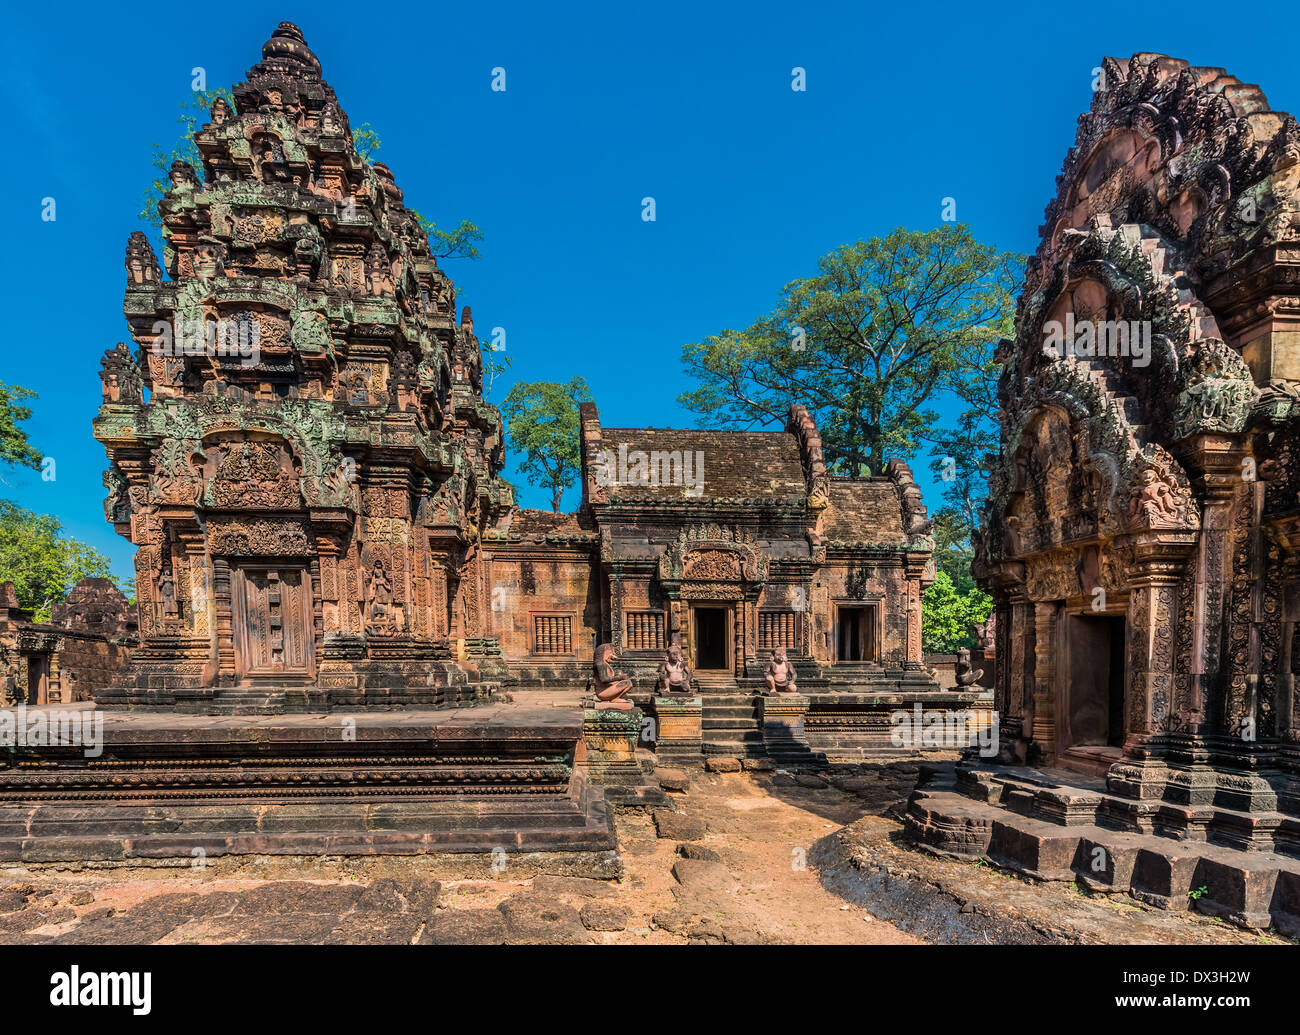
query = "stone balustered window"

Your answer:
(625, 611), (665, 651)
(532, 615), (573, 654)
(758, 611), (801, 652)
